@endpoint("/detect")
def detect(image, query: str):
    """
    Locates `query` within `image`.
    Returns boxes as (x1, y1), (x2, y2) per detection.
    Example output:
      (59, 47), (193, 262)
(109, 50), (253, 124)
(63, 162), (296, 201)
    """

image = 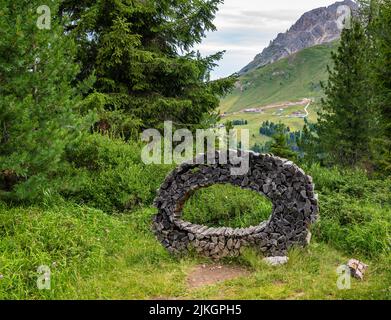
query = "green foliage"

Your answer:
(231, 119), (248, 126)
(182, 184), (272, 228)
(307, 1), (391, 173)
(297, 122), (321, 163)
(0, 0), (91, 202)
(367, 0), (391, 174)
(0, 0), (390, 301)
(304, 164), (391, 258)
(61, 134), (173, 212)
(60, 0), (236, 136)
(270, 124), (298, 161)
(317, 18), (375, 167)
